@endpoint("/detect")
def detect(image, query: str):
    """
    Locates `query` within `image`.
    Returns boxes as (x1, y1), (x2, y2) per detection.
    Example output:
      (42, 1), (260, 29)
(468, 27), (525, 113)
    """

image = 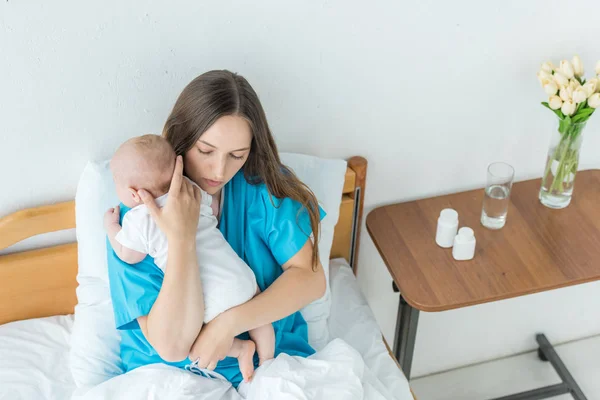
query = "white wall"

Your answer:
(2, 0), (599, 378)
